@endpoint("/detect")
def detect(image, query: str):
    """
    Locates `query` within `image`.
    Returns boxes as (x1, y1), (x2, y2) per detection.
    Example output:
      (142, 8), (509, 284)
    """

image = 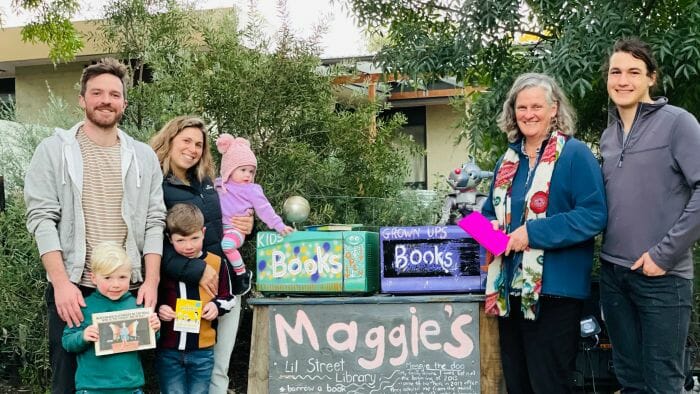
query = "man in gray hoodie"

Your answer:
(600, 38), (700, 392)
(24, 58), (166, 393)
